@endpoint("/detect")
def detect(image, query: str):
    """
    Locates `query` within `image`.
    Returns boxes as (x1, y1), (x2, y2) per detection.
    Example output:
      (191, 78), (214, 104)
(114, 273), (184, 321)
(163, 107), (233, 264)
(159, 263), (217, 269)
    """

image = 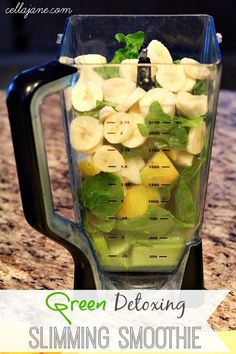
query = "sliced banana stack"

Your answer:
(187, 121), (206, 155)
(139, 87), (176, 117)
(102, 78), (136, 104)
(156, 64), (186, 92)
(70, 116), (103, 153)
(104, 112), (133, 144)
(122, 113), (147, 148)
(147, 40), (173, 64)
(180, 57), (210, 80)
(72, 80), (103, 112)
(116, 87), (146, 112)
(93, 145), (125, 173)
(176, 92), (208, 118)
(119, 157), (143, 185)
